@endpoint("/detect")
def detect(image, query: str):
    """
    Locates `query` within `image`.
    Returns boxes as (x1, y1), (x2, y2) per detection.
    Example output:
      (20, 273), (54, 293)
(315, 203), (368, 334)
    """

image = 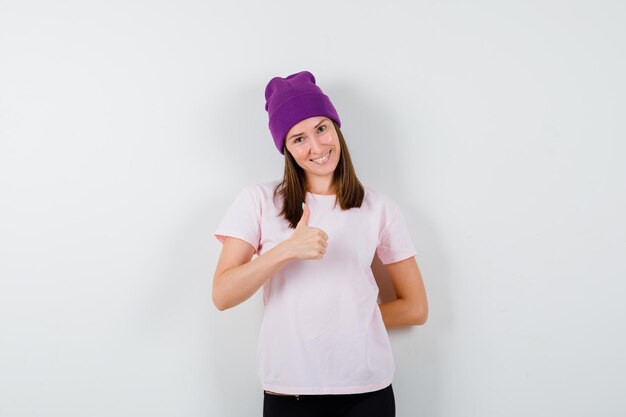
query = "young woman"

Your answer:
(213, 70), (428, 417)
